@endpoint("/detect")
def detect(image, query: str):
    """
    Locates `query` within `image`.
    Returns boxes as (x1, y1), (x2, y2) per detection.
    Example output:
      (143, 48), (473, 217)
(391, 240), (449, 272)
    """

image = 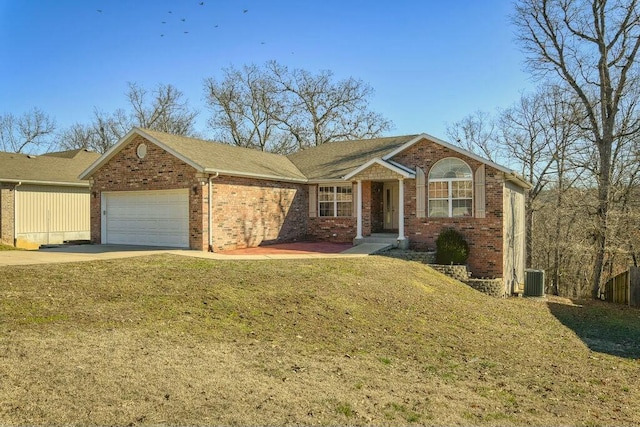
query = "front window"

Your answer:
(319, 185), (352, 217)
(428, 158), (472, 217)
